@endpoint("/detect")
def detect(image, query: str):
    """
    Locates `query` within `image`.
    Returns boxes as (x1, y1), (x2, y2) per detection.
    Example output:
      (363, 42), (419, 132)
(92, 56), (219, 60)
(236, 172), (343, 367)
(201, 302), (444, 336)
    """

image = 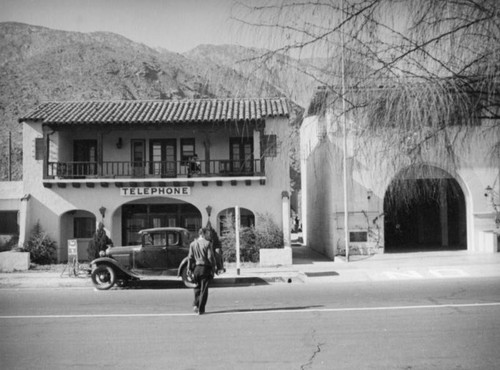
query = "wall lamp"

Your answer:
(116, 137), (123, 149)
(367, 189), (373, 200)
(206, 205), (212, 217)
(99, 206), (106, 219)
(485, 185), (493, 197)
